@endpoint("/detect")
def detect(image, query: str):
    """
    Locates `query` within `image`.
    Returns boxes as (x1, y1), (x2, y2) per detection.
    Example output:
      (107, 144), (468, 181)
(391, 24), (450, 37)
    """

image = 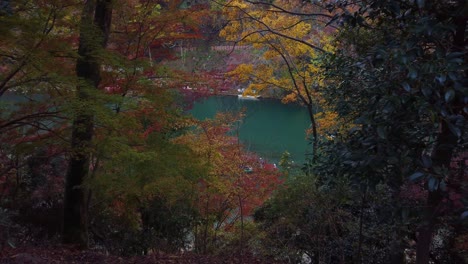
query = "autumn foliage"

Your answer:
(1, 0), (466, 263)
(172, 113), (283, 253)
